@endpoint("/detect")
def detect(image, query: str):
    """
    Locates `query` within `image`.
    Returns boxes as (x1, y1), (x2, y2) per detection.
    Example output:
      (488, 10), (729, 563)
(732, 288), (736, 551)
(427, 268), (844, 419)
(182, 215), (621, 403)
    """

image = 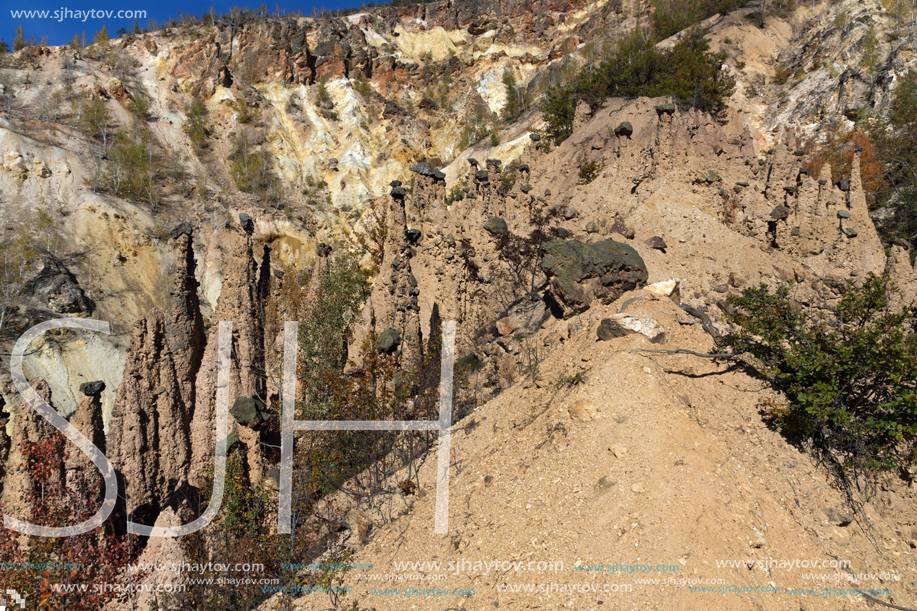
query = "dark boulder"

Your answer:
(771, 205), (790, 220)
(484, 217), (508, 236)
(383, 100), (402, 119)
(376, 327), (401, 354)
(614, 121), (633, 137)
(26, 258), (95, 315)
(541, 239), (648, 318)
(610, 220), (635, 239)
(239, 213), (254, 234)
(409, 162), (446, 180)
(230, 396), (269, 428)
(597, 318), (629, 341)
(79, 381), (106, 396)
(170, 222), (193, 239)
(644, 236), (667, 251)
